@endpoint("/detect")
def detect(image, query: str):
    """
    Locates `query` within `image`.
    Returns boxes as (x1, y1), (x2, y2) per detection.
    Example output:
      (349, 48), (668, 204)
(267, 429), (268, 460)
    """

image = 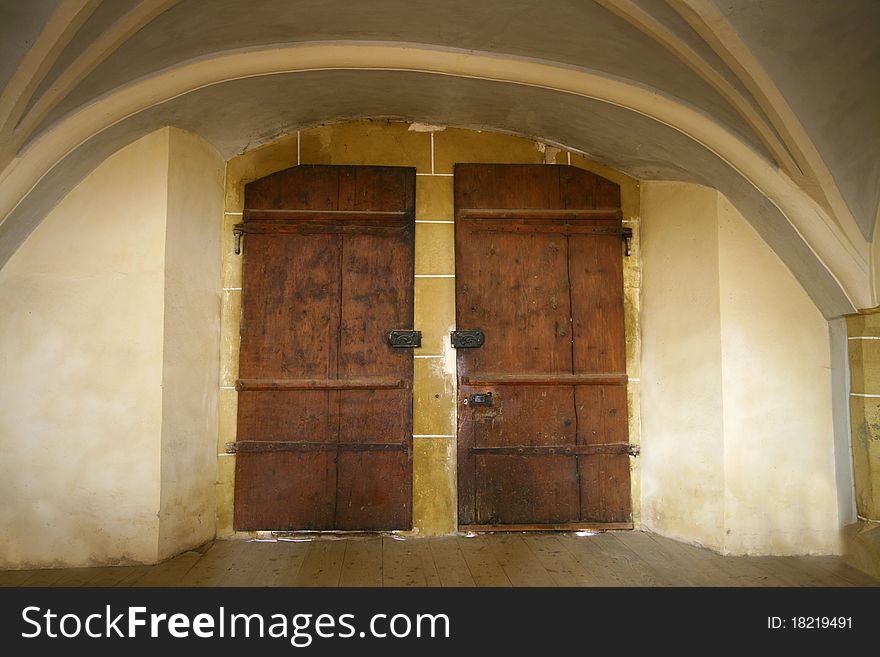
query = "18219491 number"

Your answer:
(768, 617), (852, 629)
